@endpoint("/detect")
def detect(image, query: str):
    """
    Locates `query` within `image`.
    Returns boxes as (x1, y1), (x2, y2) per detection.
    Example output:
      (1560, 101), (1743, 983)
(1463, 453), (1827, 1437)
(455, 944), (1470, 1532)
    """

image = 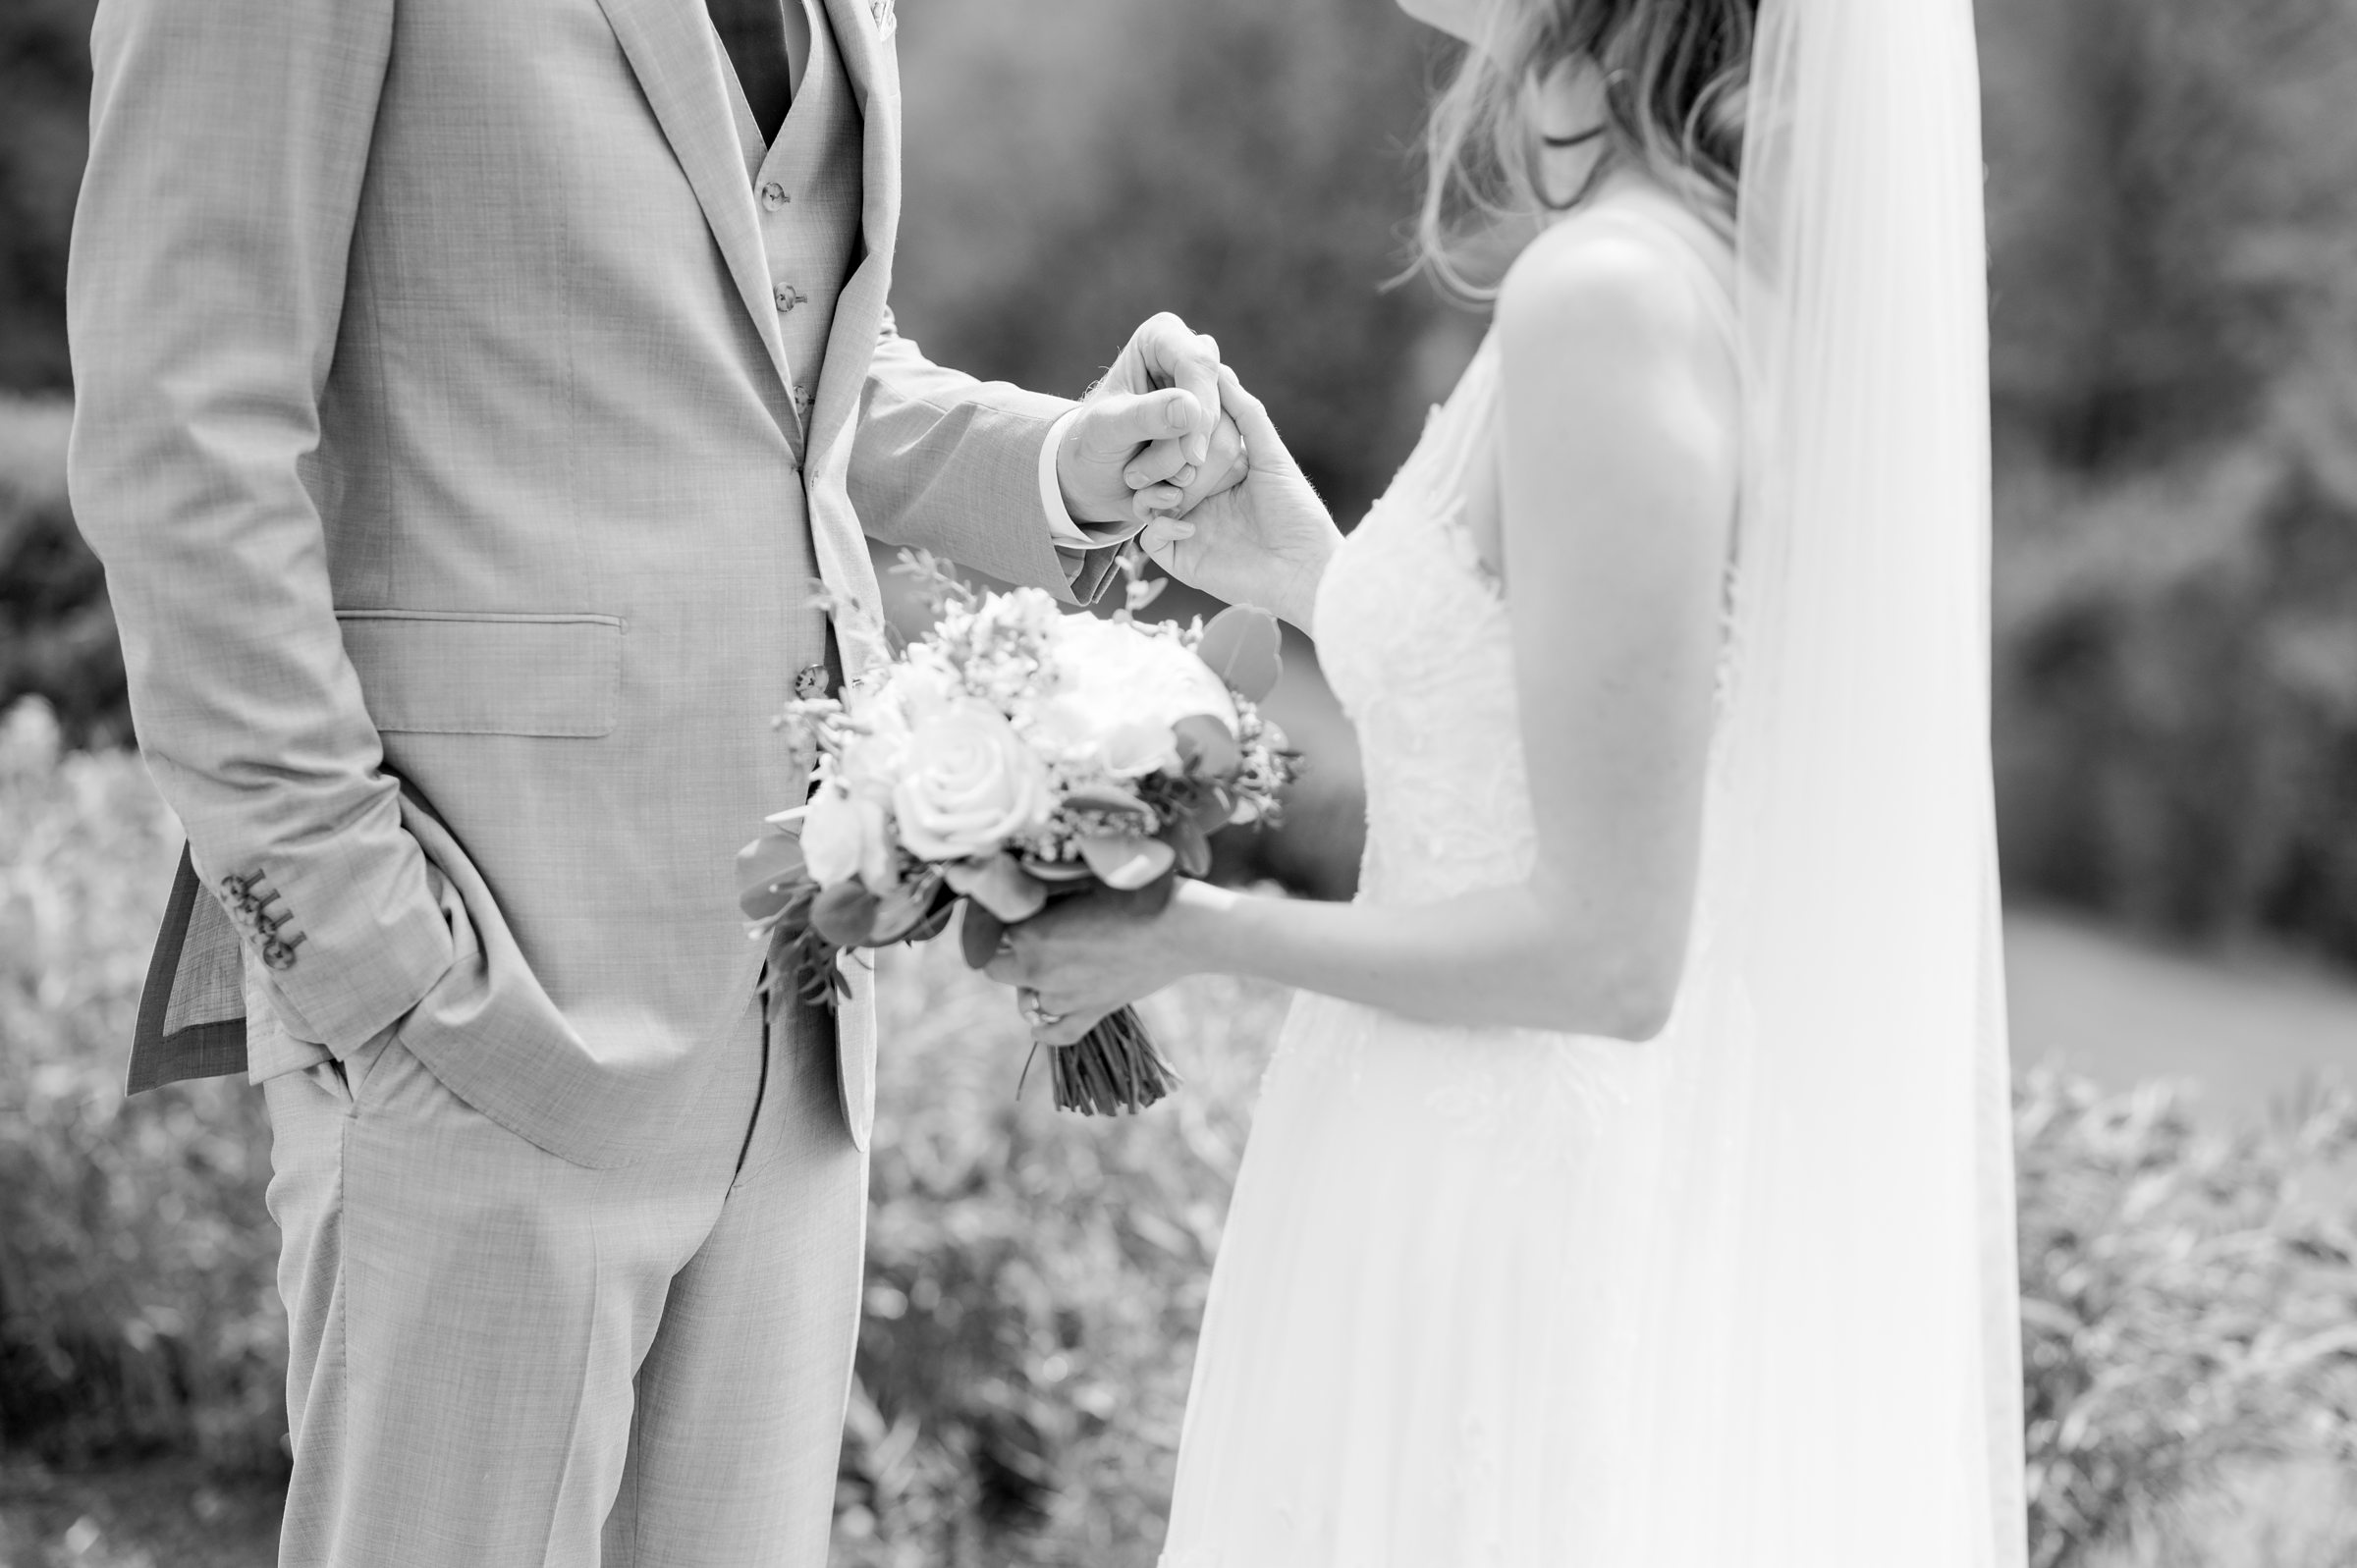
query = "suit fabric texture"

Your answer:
(69, 0), (1098, 1559)
(262, 998), (864, 1568)
(73, 0), (1109, 1163)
